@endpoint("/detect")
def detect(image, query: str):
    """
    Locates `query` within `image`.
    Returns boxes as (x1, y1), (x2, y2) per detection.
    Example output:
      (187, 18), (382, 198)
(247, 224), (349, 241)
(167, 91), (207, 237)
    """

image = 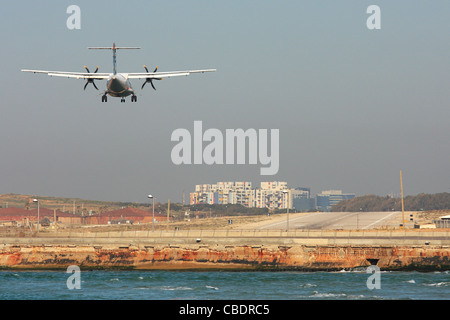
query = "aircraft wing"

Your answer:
(21, 69), (110, 80)
(126, 69), (216, 79)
